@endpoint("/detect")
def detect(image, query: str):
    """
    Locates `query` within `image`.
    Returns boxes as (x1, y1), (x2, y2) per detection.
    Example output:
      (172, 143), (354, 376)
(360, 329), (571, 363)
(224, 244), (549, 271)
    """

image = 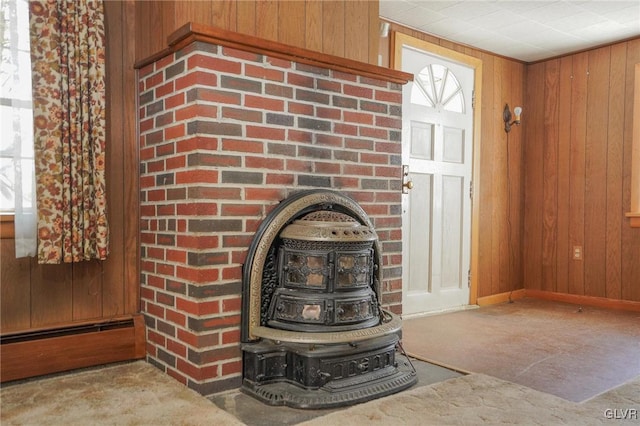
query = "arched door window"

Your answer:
(411, 63), (465, 113)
